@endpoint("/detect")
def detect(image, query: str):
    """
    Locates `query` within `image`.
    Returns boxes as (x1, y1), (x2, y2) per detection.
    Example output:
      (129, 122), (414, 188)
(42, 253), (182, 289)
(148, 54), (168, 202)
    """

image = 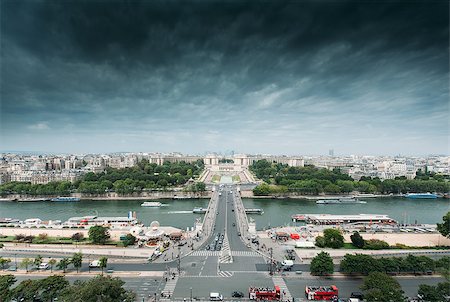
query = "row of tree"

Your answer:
(310, 252), (450, 302)
(0, 159), (205, 195)
(0, 252), (109, 274)
(0, 274), (134, 302)
(250, 160), (450, 195)
(340, 254), (449, 275)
